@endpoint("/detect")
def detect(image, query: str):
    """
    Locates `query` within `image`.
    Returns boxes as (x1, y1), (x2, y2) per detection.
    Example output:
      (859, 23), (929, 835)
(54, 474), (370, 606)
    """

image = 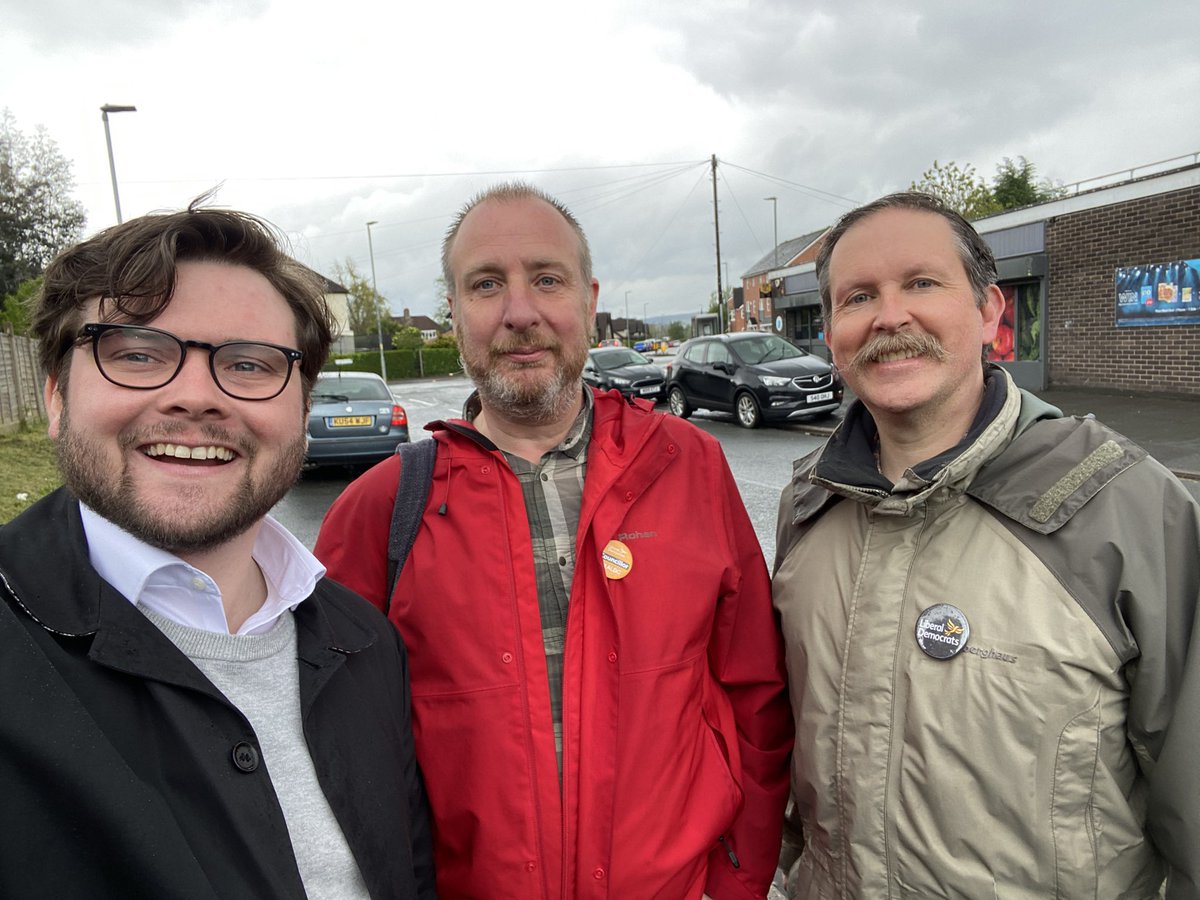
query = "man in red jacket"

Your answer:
(316, 183), (792, 899)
